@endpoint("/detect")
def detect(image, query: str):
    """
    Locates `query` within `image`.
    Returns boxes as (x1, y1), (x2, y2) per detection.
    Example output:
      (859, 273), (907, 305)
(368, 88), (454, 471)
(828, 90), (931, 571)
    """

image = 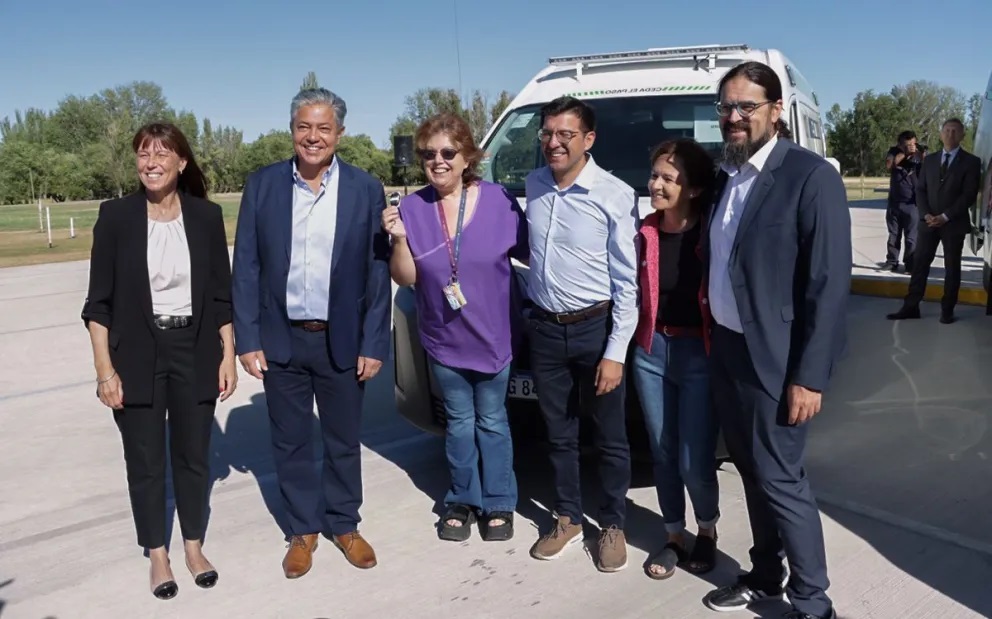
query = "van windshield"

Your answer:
(481, 94), (724, 196)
